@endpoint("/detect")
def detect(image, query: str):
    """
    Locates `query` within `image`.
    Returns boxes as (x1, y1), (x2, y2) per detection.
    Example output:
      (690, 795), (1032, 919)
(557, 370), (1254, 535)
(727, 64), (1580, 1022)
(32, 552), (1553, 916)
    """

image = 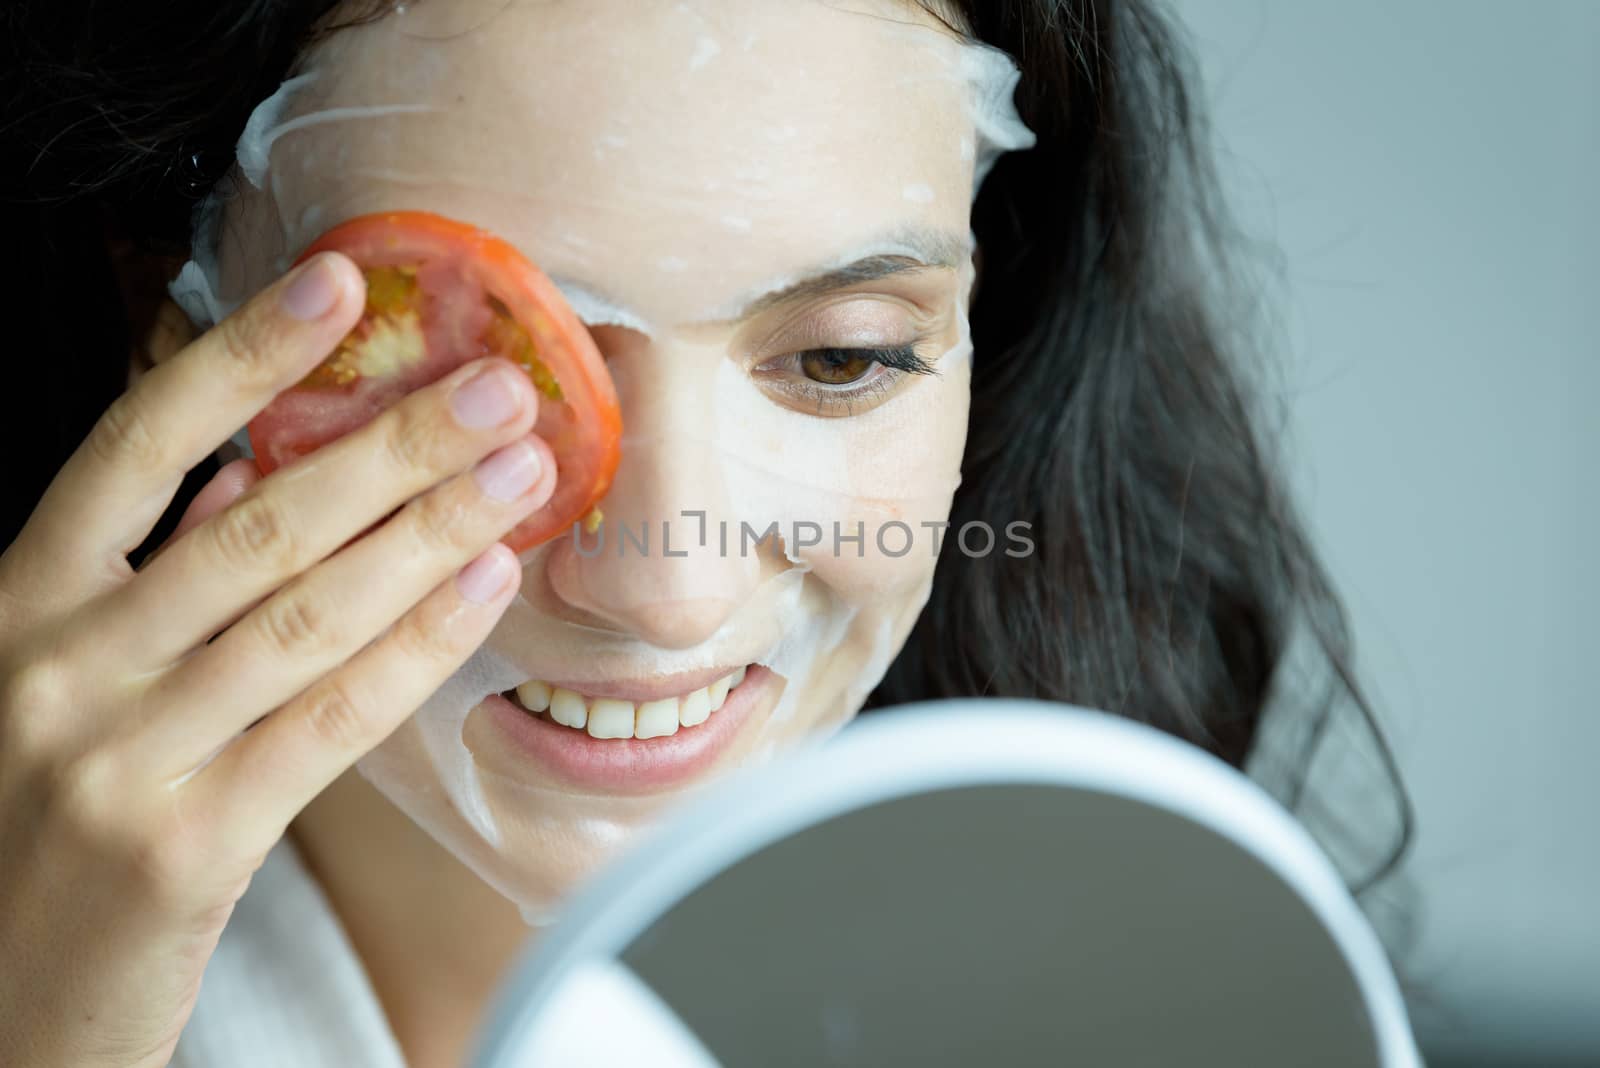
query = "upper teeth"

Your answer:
(514, 665), (748, 740)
